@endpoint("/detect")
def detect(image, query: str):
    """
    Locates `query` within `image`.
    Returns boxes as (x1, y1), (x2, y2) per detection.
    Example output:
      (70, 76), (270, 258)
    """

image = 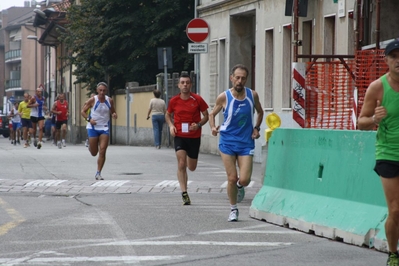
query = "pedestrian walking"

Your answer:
(147, 89), (166, 149)
(165, 74), (209, 205)
(358, 39), (399, 266)
(209, 64), (264, 222)
(81, 82), (117, 180)
(18, 93), (33, 148)
(51, 93), (69, 149)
